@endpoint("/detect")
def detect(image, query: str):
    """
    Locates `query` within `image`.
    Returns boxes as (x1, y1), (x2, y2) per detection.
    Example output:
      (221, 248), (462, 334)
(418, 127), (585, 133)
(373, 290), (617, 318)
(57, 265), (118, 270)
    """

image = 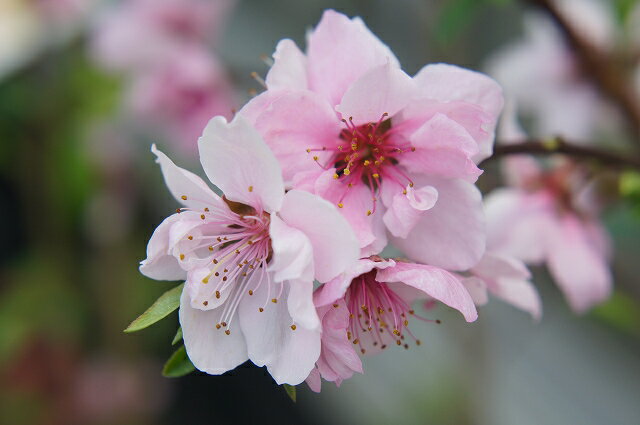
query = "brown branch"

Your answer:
(526, 0), (640, 142)
(484, 139), (640, 170)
